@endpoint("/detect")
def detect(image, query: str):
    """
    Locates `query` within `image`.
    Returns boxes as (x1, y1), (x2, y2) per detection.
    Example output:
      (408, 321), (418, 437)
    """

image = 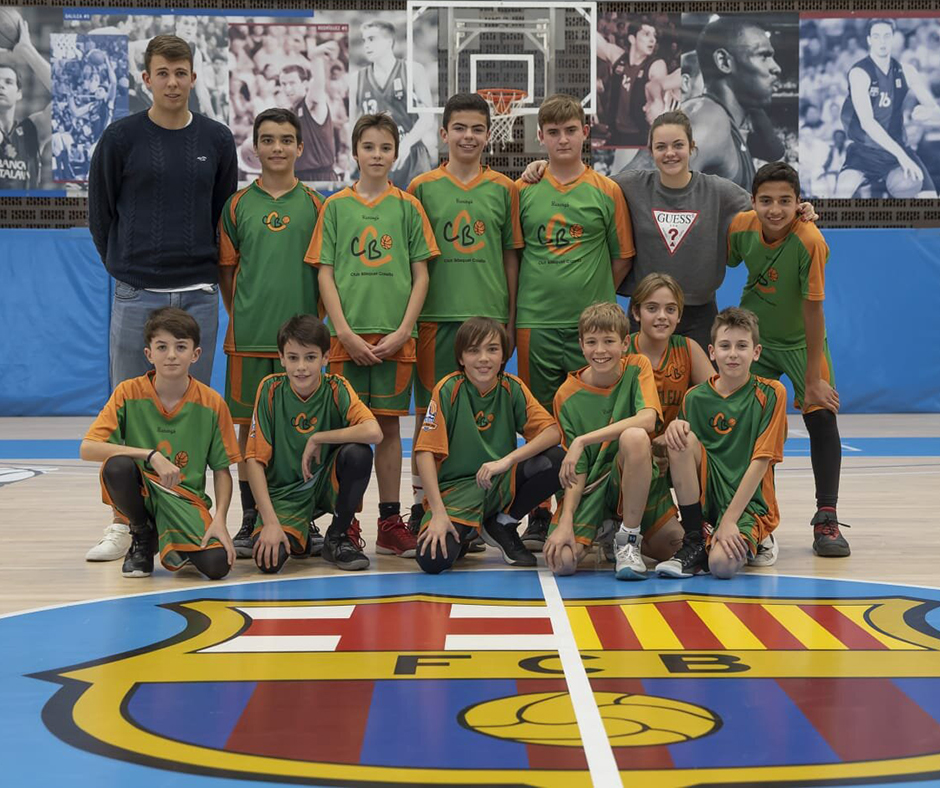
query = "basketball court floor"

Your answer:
(3, 413), (940, 786)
